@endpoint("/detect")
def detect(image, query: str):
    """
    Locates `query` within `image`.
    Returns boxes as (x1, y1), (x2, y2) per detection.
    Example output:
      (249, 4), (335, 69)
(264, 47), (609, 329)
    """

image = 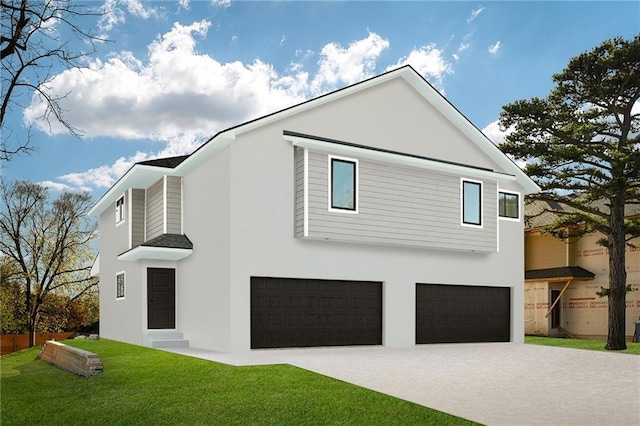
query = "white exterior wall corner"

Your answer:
(179, 146), (233, 352)
(97, 205), (144, 346)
